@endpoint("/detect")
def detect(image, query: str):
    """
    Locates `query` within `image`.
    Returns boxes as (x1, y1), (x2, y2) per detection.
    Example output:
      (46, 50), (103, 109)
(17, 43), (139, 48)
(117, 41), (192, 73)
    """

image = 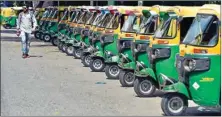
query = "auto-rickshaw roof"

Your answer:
(167, 6), (201, 17)
(198, 4), (220, 19)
